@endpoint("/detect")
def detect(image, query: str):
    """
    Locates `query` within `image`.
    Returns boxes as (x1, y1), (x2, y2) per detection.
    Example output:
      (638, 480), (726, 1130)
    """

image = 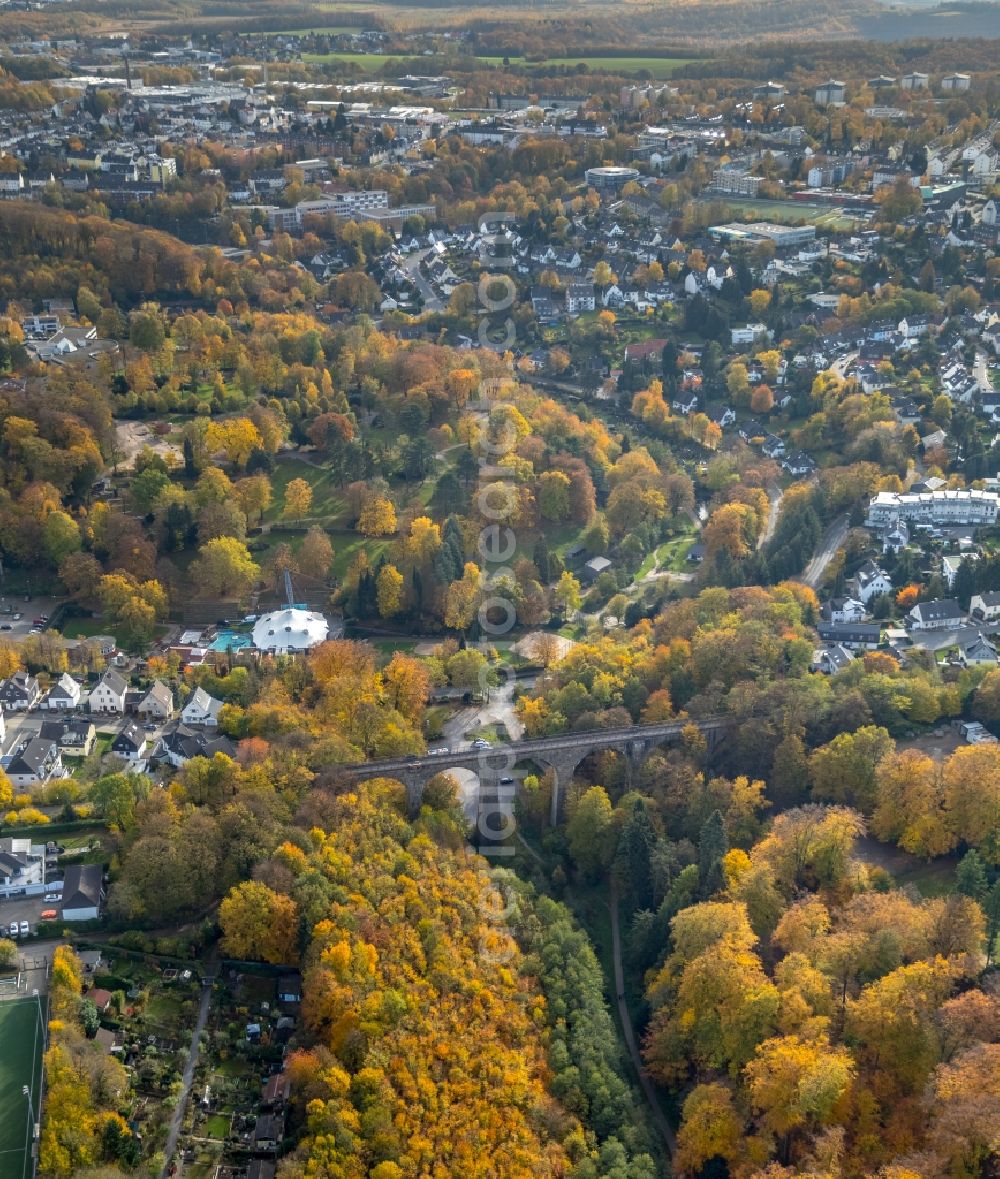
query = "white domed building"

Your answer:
(252, 607), (329, 655)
